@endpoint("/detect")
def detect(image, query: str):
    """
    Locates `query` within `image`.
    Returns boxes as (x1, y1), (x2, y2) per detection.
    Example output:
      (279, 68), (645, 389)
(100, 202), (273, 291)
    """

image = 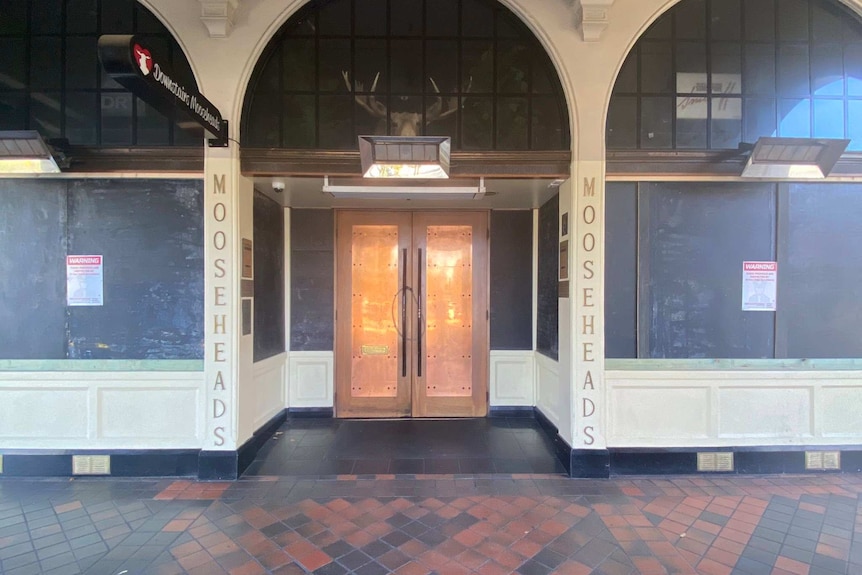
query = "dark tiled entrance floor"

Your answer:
(243, 418), (567, 477)
(3, 474), (862, 574)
